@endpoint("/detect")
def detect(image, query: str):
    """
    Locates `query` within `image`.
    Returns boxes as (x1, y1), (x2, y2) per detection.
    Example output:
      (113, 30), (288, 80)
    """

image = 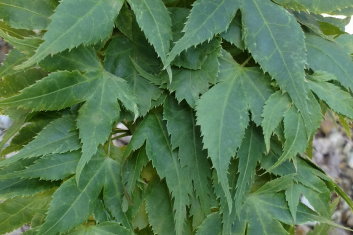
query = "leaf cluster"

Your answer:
(0, 0), (353, 234)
